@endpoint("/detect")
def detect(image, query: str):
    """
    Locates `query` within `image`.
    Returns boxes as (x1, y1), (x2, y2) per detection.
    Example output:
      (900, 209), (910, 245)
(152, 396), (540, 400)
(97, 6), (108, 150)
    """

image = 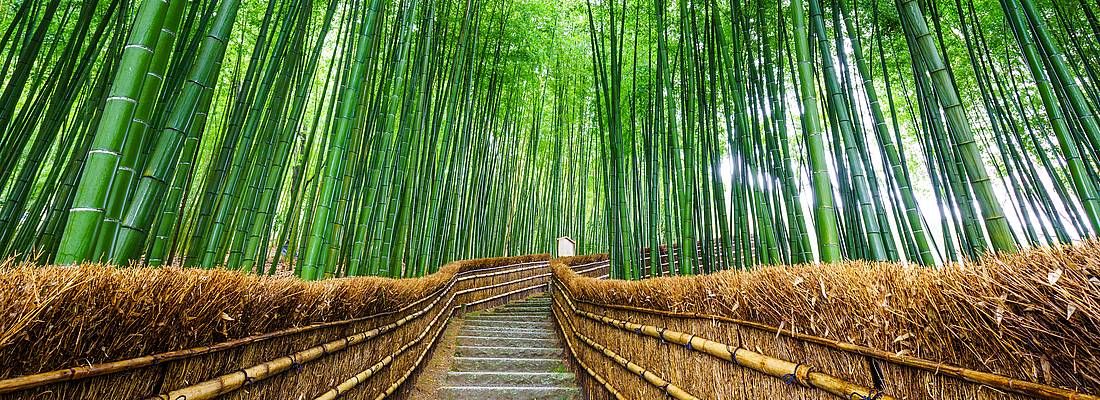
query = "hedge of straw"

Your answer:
(555, 242), (1099, 394)
(0, 254), (547, 379)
